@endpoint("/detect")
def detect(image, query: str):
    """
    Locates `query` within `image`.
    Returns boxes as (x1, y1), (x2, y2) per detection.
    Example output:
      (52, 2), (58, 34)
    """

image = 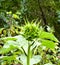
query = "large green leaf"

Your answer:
(19, 55), (41, 65)
(39, 31), (58, 42)
(41, 39), (56, 50)
(15, 35), (28, 54)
